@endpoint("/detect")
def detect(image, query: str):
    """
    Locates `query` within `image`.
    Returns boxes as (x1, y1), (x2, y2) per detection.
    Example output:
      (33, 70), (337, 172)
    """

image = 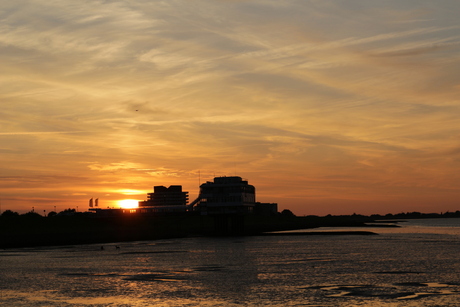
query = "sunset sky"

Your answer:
(2, 0), (460, 216)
